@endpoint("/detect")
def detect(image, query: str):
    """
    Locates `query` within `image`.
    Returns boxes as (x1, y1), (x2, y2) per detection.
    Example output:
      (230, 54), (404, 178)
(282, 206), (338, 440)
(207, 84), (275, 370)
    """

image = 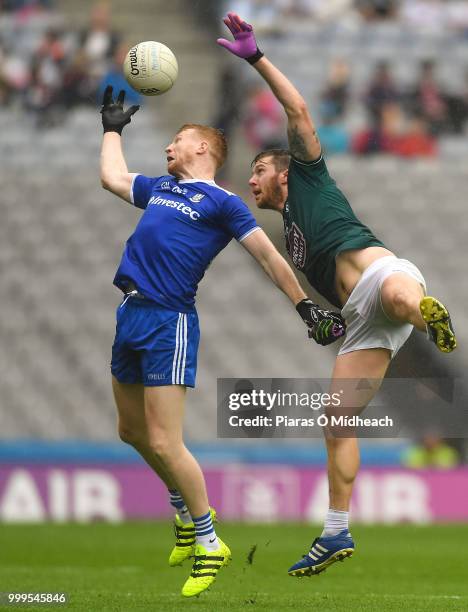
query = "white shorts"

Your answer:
(338, 256), (426, 358)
